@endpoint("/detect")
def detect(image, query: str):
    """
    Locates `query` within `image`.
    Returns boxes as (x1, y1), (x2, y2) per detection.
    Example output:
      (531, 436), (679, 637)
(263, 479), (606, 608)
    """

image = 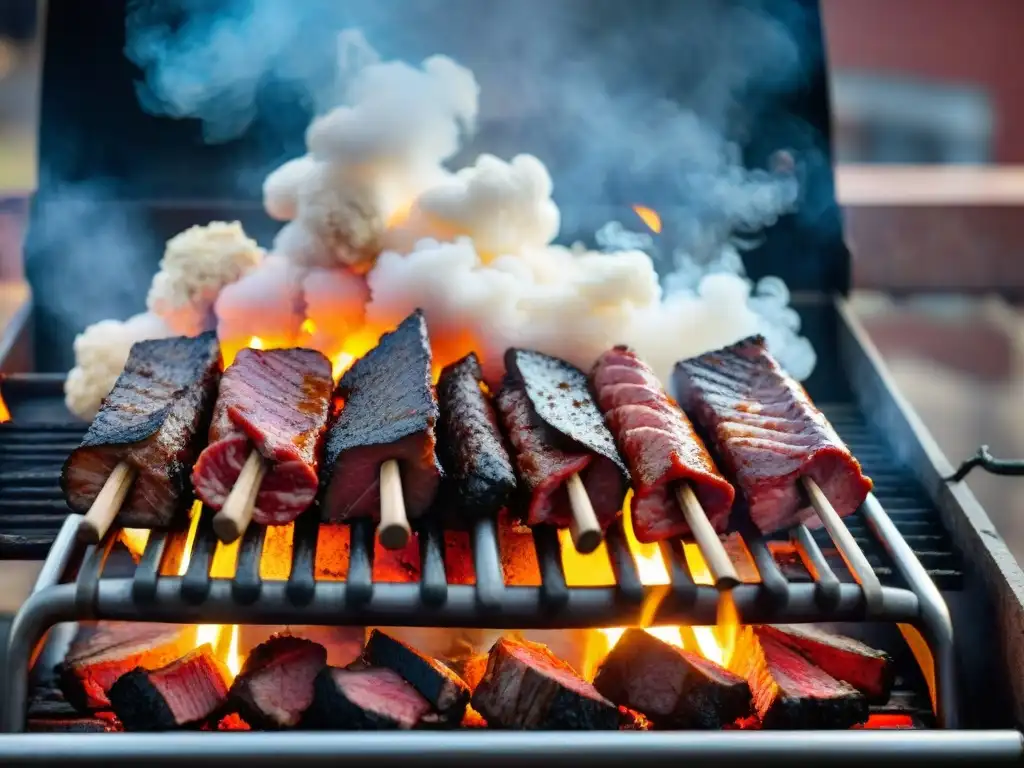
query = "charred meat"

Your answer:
(673, 336), (873, 534)
(592, 346), (735, 542)
(228, 635), (327, 729)
(192, 347), (333, 525)
(320, 310), (442, 523)
(471, 636), (619, 730)
(107, 645), (230, 731)
(435, 352), (517, 525)
(497, 349), (627, 530)
(307, 666), (439, 730)
(62, 332), (221, 529)
(593, 628), (752, 729)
